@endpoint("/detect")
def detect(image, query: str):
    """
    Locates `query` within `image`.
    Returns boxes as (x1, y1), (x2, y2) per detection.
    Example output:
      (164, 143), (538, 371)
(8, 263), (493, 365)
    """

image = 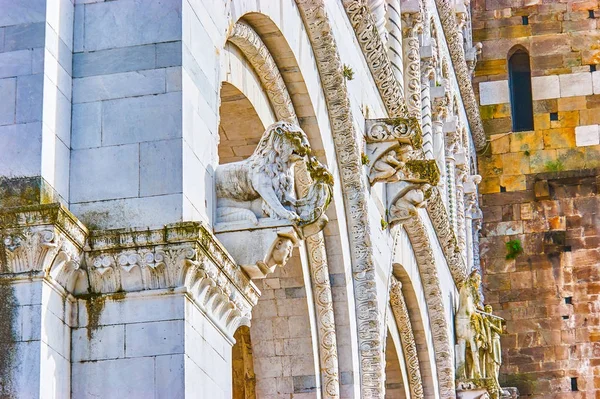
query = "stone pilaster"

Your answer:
(0, 204), (87, 398)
